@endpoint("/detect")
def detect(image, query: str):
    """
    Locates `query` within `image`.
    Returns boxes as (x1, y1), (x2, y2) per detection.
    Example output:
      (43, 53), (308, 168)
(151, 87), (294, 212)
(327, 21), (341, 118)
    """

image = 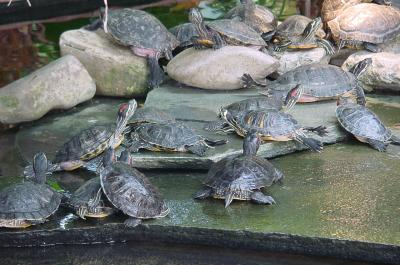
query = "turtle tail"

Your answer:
(294, 133), (323, 153)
